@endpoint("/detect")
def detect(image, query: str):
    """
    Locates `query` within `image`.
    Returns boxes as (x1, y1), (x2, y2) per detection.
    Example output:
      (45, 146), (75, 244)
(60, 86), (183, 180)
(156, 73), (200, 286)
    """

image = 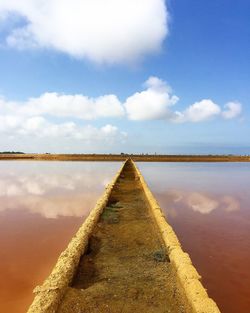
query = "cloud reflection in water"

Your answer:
(164, 189), (240, 215)
(0, 162), (120, 218)
(138, 163), (245, 216)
